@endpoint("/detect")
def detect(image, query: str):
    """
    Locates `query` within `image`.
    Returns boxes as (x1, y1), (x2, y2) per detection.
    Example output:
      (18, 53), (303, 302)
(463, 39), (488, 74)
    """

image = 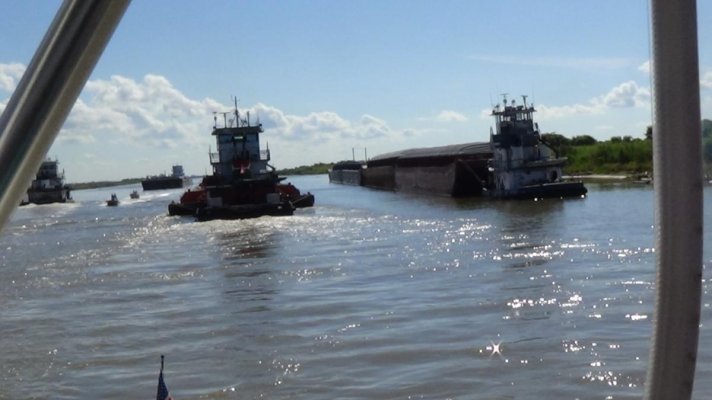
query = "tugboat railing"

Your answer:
(0, 1), (704, 399)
